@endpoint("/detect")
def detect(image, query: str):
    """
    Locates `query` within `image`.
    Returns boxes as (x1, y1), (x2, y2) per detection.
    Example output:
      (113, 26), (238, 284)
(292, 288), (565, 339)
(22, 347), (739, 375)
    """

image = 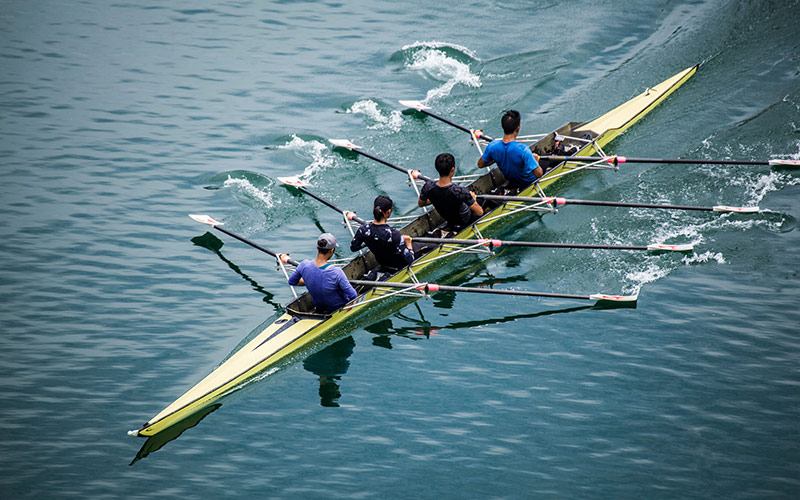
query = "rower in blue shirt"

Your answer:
(288, 233), (357, 313)
(477, 109), (544, 189)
